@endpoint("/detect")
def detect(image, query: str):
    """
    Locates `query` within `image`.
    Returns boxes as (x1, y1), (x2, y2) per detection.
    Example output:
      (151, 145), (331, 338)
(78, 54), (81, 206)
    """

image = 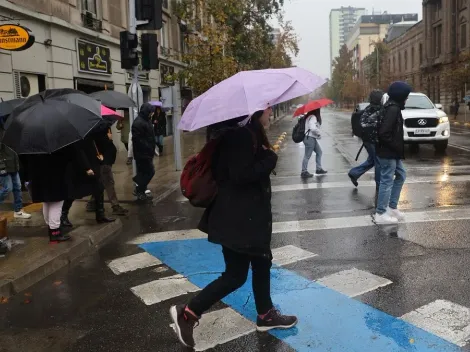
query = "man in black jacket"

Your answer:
(374, 81), (411, 224)
(132, 103), (156, 201)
